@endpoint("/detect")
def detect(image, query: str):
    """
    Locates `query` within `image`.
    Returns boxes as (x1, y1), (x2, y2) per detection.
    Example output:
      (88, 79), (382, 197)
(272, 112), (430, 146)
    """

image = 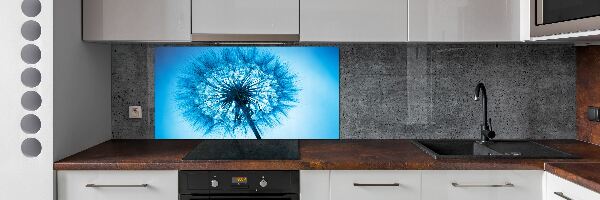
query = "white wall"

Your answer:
(53, 0), (112, 161)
